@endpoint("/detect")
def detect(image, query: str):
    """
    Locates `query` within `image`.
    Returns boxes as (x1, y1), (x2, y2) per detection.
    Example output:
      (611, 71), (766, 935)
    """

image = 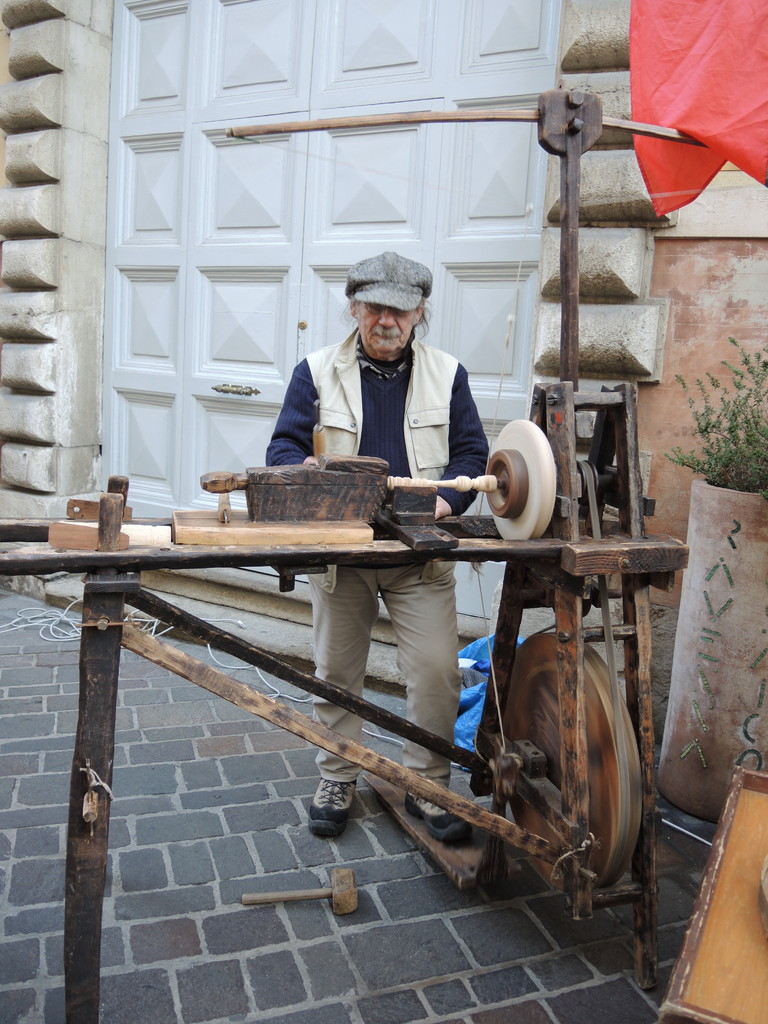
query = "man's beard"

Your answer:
(372, 326), (402, 342)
